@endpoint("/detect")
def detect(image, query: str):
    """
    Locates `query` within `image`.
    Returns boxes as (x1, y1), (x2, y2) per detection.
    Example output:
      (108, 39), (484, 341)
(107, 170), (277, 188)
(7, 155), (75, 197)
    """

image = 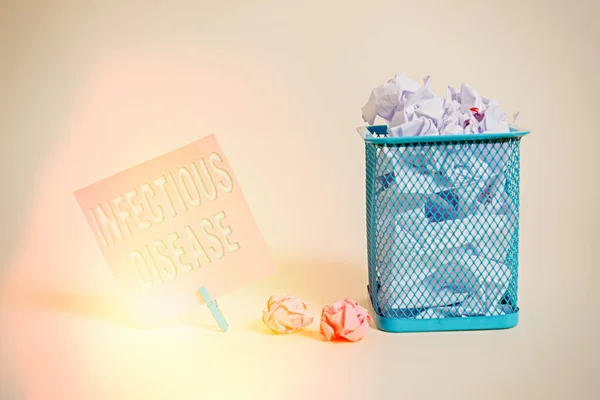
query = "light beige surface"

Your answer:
(1, 0), (599, 399)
